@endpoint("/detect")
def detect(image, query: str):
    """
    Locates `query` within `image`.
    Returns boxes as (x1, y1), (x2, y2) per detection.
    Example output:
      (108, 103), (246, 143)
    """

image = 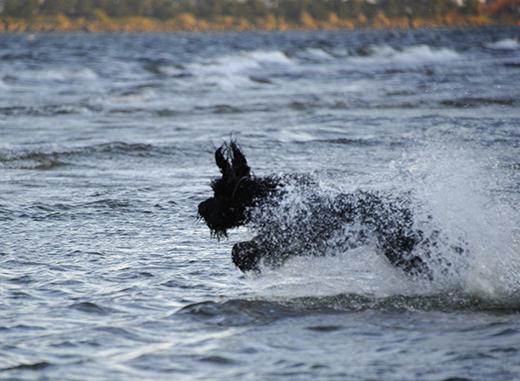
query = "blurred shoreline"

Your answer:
(0, 12), (500, 33)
